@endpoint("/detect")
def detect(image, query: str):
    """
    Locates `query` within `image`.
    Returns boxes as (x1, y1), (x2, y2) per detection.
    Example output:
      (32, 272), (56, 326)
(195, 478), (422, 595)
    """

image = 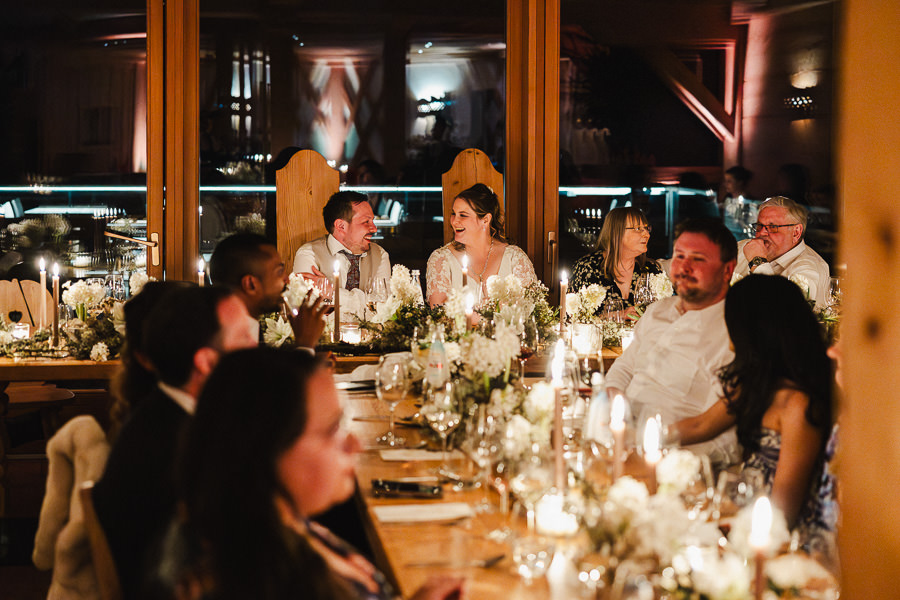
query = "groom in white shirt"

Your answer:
(293, 191), (391, 320)
(606, 218), (741, 467)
